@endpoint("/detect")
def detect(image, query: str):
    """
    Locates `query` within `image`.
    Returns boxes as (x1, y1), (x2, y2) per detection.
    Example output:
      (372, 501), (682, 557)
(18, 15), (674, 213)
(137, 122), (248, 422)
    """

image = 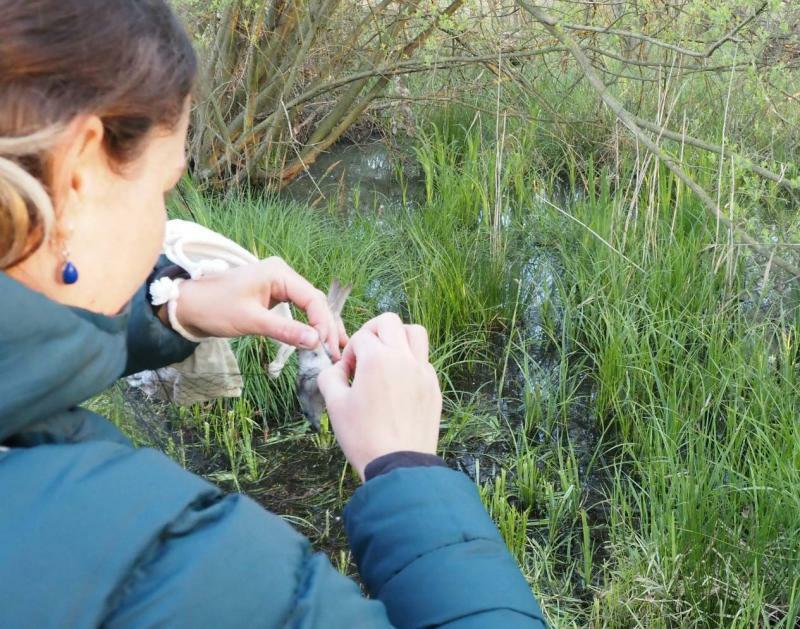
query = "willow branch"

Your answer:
(278, 0), (467, 183)
(629, 114), (798, 195)
(207, 46), (565, 175)
(558, 2), (768, 59)
(516, 0), (800, 278)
